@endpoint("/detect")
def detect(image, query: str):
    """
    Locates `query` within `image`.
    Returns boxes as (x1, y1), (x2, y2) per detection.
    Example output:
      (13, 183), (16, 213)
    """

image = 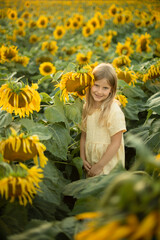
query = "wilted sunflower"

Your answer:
(7, 9), (17, 20)
(112, 55), (131, 68)
(53, 25), (65, 40)
(37, 15), (48, 28)
(16, 18), (26, 28)
(41, 41), (58, 55)
(0, 162), (43, 206)
(14, 55), (30, 67)
(82, 23), (95, 37)
(116, 67), (137, 86)
(136, 33), (151, 53)
(116, 42), (133, 57)
(0, 45), (18, 63)
(115, 94), (128, 107)
(76, 52), (92, 65)
(0, 82), (41, 118)
(39, 62), (56, 76)
(143, 63), (160, 82)
(56, 66), (94, 102)
(0, 128), (48, 168)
